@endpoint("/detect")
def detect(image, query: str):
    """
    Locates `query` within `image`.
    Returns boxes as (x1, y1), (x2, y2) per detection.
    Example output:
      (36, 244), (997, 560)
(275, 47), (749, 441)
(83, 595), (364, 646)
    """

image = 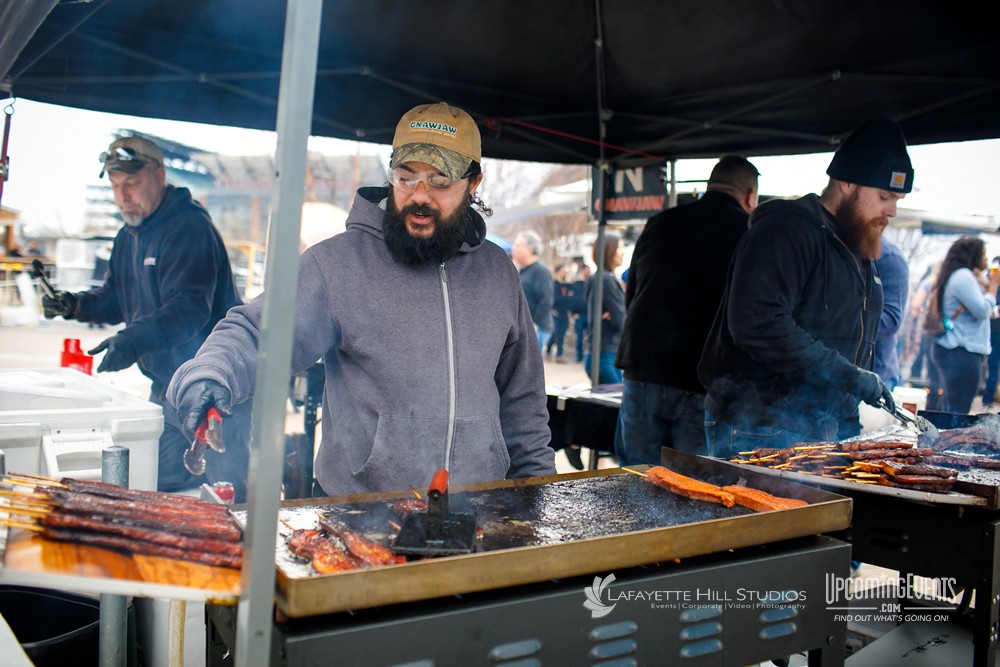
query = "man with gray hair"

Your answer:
(169, 103), (554, 497)
(41, 134), (249, 499)
(614, 155), (759, 464)
(512, 230), (554, 351)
